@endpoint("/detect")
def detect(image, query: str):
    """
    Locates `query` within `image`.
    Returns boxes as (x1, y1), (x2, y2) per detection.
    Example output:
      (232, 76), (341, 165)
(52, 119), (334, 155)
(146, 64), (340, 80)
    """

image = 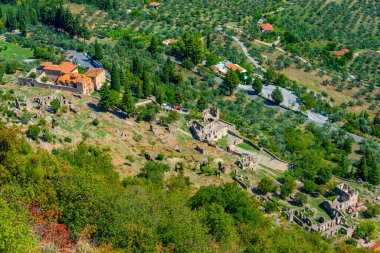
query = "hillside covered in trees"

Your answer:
(0, 0), (378, 251)
(0, 126), (372, 252)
